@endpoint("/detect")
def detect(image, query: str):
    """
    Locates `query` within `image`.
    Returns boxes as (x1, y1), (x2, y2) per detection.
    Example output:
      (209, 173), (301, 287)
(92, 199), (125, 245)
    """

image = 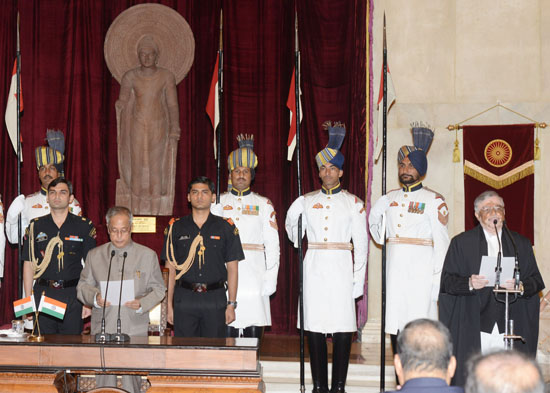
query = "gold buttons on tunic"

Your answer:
(400, 214), (403, 217)
(404, 194), (408, 198)
(238, 198), (241, 202)
(398, 224), (401, 227)
(237, 207), (241, 211)
(396, 234), (400, 238)
(236, 217), (239, 221)
(324, 238), (327, 242)
(402, 203), (405, 207)
(326, 206), (330, 209)
(324, 227), (328, 231)
(325, 216), (328, 220)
